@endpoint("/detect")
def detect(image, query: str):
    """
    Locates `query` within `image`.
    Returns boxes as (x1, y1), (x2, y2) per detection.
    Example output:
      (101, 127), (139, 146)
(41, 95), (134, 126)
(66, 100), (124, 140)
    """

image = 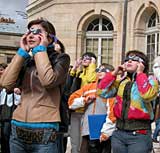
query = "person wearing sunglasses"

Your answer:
(69, 52), (97, 153)
(0, 18), (70, 153)
(97, 50), (158, 153)
(70, 52), (97, 87)
(68, 63), (116, 153)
